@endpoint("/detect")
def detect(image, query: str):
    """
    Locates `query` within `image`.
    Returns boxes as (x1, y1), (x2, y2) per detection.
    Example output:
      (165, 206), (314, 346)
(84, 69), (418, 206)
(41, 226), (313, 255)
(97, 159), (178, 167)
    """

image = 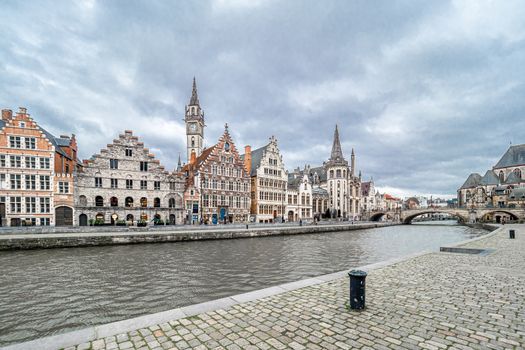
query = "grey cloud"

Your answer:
(1, 0), (525, 196)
